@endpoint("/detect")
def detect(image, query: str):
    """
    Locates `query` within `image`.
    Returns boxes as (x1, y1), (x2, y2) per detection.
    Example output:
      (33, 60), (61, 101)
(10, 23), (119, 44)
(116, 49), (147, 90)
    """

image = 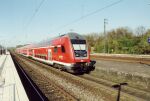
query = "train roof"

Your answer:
(17, 32), (85, 49)
(67, 32), (85, 40)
